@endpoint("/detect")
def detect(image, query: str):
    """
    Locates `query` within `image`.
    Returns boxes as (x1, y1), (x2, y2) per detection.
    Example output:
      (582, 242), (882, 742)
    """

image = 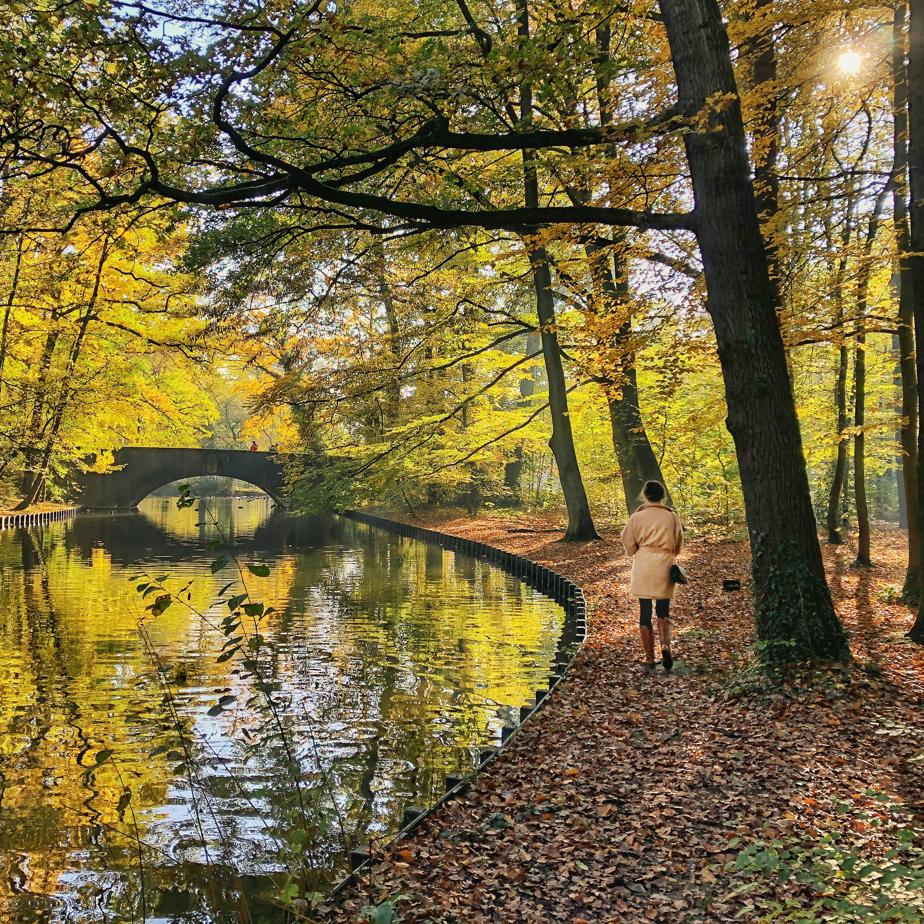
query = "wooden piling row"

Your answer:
(0, 507), (80, 531)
